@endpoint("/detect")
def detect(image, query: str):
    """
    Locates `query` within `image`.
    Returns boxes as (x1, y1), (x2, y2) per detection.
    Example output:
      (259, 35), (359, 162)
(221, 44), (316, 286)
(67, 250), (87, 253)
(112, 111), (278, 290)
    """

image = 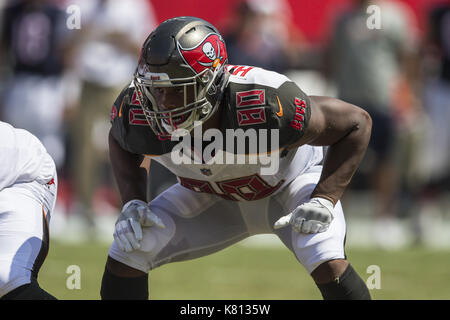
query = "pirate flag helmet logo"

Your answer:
(178, 33), (228, 75)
